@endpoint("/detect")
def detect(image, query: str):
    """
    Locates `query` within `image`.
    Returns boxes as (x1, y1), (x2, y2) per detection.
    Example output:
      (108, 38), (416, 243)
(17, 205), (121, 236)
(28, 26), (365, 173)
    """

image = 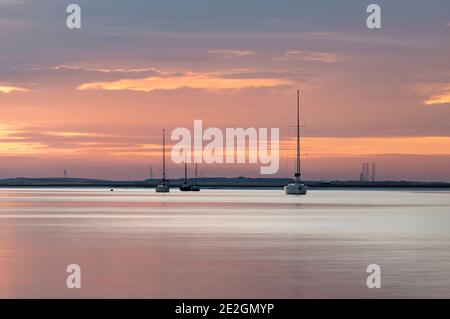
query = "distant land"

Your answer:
(0, 177), (449, 189)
